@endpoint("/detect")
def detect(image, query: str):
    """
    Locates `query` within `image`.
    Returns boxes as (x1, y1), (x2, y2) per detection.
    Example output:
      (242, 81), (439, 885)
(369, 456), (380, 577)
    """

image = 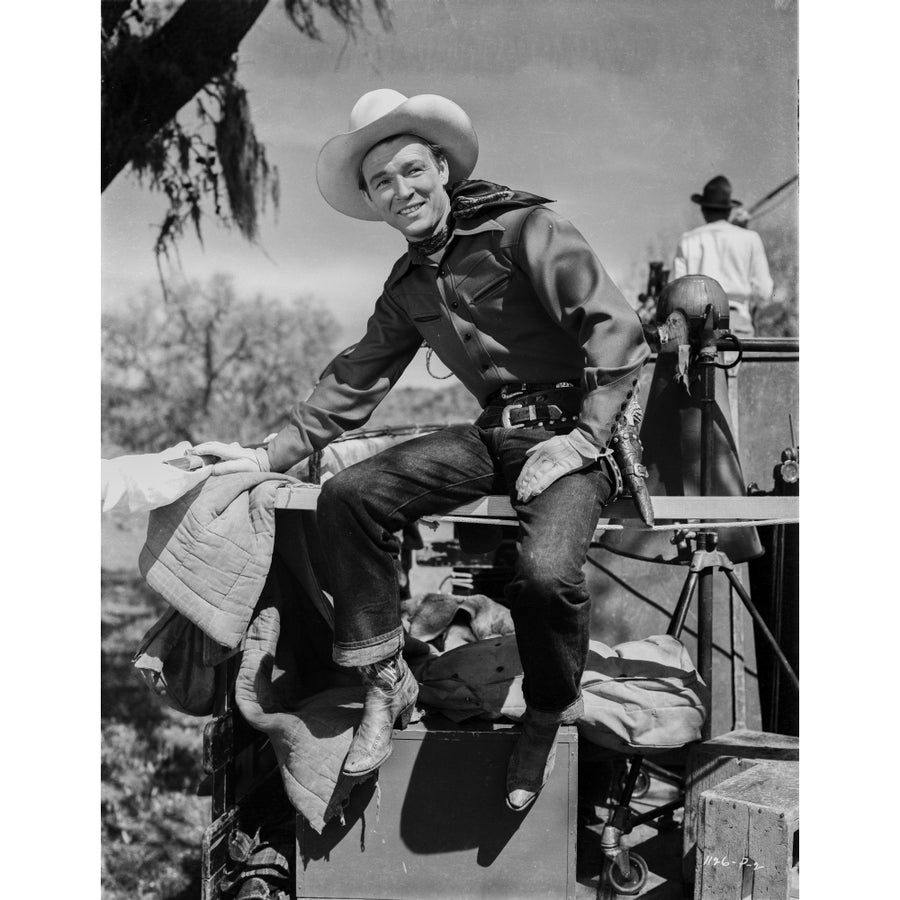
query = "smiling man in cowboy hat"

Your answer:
(673, 175), (774, 339)
(195, 89), (649, 812)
